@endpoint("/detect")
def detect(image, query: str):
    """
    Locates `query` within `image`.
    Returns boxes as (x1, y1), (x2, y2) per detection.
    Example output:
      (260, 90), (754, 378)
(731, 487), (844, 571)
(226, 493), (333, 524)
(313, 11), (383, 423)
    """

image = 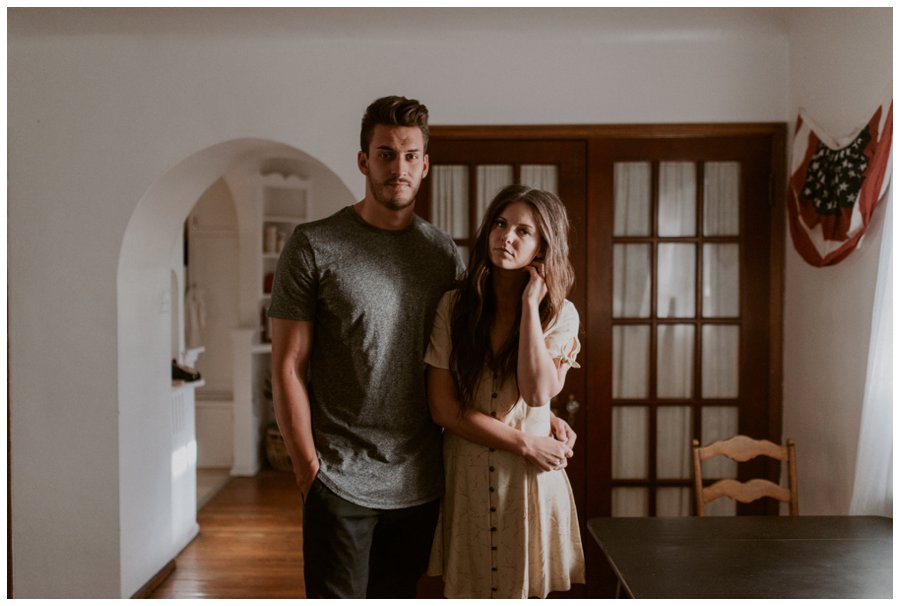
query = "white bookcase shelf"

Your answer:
(230, 169), (311, 476)
(260, 173), (309, 301)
